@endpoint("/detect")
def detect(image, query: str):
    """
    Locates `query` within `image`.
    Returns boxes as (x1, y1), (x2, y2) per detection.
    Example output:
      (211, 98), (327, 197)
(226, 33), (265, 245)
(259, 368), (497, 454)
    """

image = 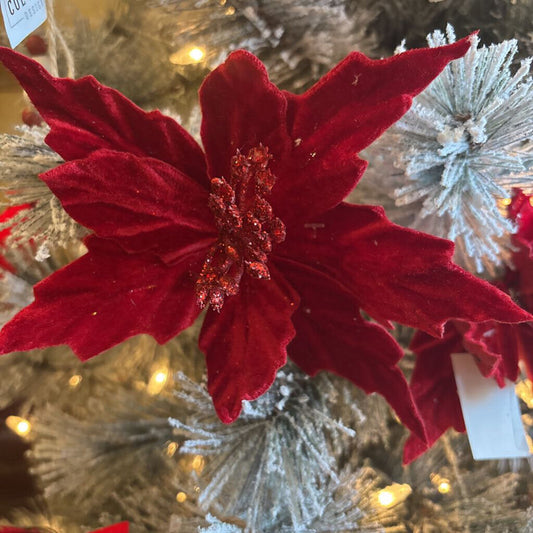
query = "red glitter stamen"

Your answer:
(196, 145), (286, 311)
